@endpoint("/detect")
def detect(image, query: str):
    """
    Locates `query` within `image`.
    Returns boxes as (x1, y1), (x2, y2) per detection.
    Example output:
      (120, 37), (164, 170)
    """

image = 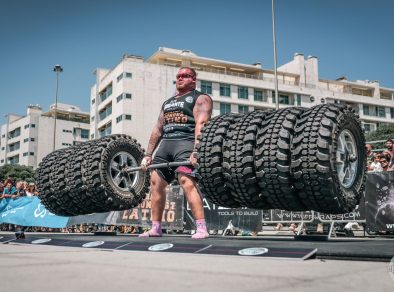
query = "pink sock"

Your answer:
(138, 221), (163, 237)
(192, 219), (209, 239)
